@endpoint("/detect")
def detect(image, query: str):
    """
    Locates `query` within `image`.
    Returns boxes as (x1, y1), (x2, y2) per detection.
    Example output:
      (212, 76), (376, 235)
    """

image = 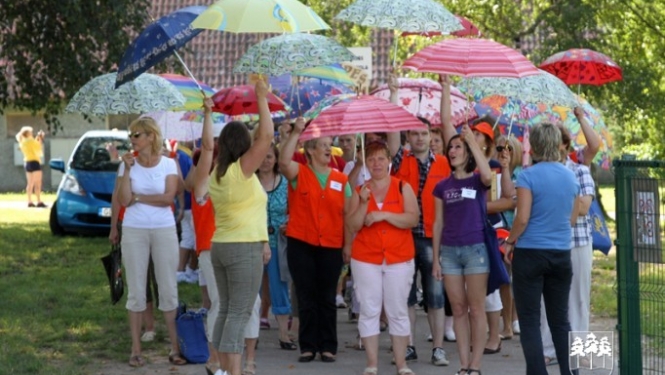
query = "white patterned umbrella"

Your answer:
(65, 73), (186, 115)
(143, 111), (228, 141)
(233, 33), (358, 77)
(335, 0), (462, 33)
(457, 69), (578, 107)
